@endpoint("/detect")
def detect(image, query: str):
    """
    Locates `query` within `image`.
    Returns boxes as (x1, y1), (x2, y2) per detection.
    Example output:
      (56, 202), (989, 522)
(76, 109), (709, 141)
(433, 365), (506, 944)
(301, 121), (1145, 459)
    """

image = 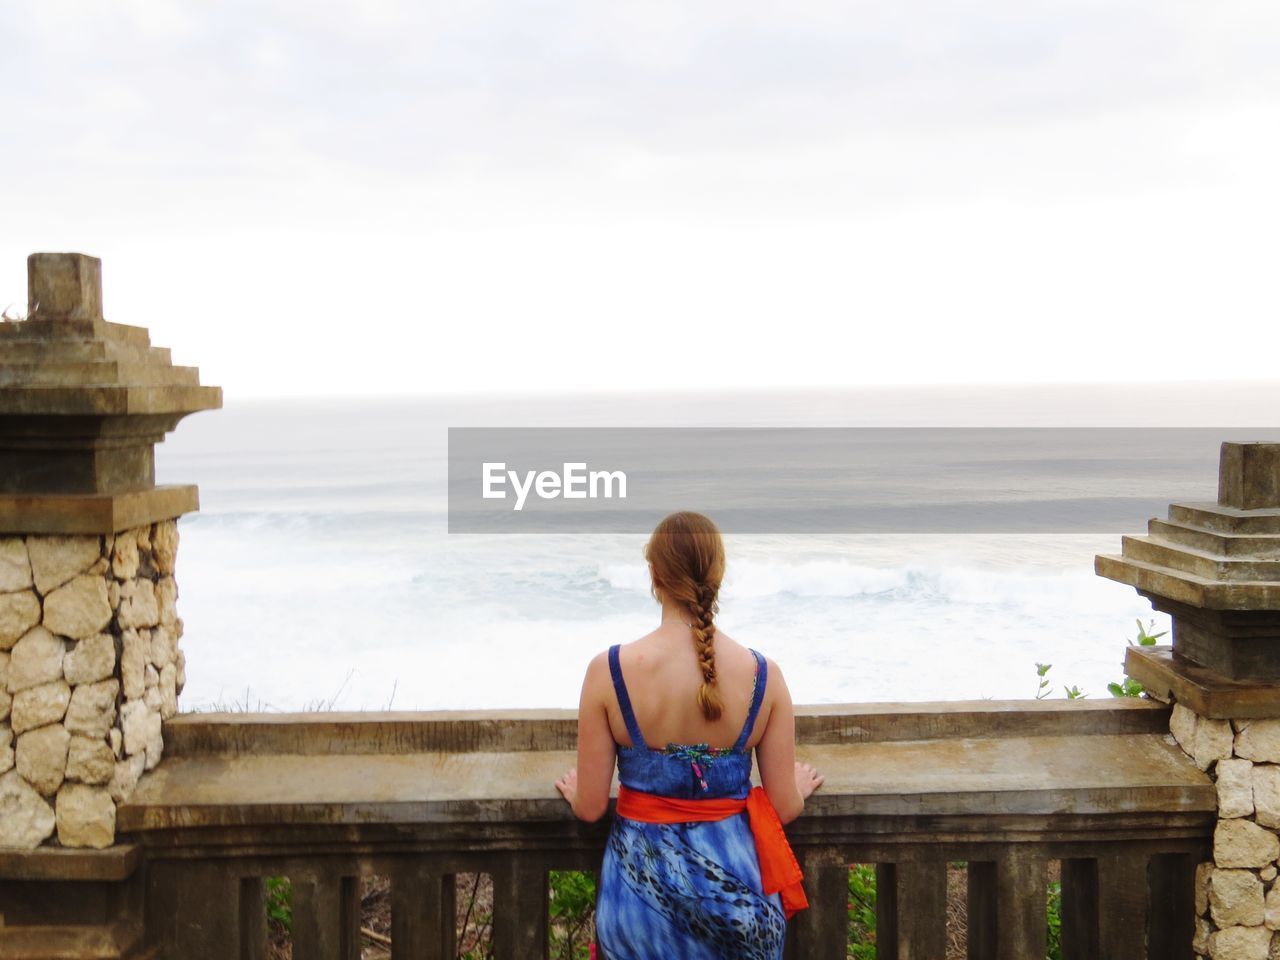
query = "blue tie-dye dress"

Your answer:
(595, 645), (786, 960)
